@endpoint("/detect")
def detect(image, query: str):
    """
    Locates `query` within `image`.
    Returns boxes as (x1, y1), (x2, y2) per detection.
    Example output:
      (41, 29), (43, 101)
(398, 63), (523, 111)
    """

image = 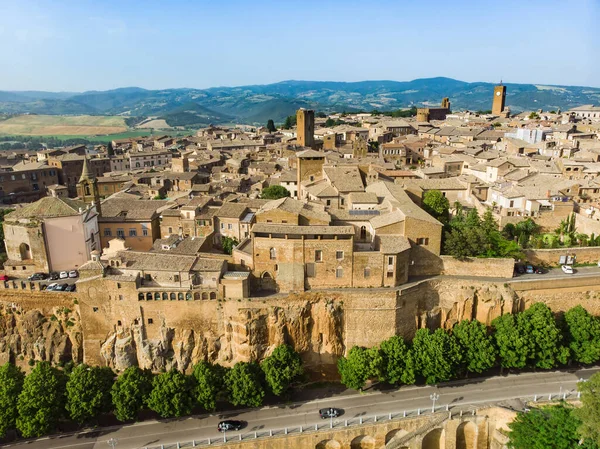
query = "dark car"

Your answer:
(217, 420), (244, 432)
(49, 272), (60, 281)
(515, 265), (525, 275)
(534, 266), (545, 274)
(28, 273), (47, 281)
(319, 408), (343, 419)
(65, 284), (77, 292)
(57, 283), (69, 291)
